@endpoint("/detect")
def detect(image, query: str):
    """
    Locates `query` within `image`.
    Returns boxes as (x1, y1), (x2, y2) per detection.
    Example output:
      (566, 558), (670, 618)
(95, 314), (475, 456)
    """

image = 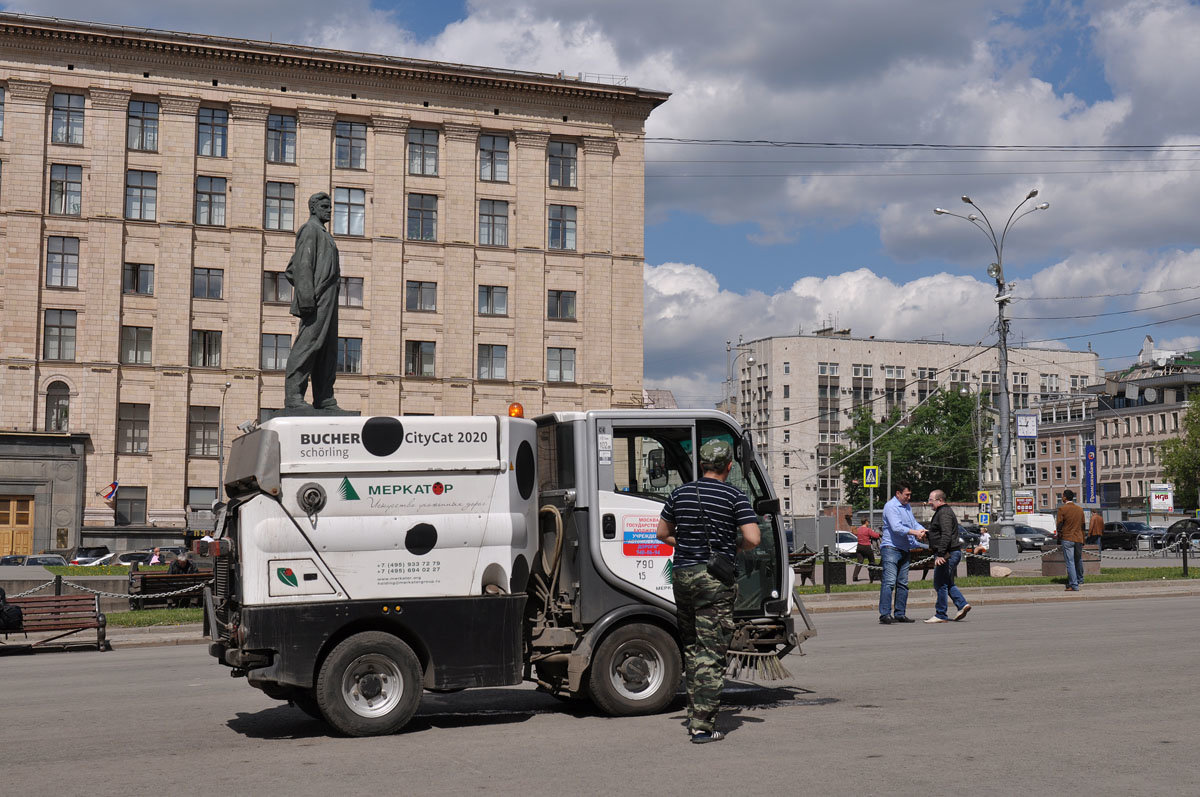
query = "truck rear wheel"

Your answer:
(315, 632), (422, 736)
(587, 623), (680, 717)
